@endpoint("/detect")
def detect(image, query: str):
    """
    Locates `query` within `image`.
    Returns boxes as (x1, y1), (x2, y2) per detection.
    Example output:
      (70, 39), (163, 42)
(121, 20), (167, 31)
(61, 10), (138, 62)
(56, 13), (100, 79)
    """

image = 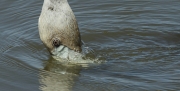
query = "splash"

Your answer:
(51, 44), (104, 65)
